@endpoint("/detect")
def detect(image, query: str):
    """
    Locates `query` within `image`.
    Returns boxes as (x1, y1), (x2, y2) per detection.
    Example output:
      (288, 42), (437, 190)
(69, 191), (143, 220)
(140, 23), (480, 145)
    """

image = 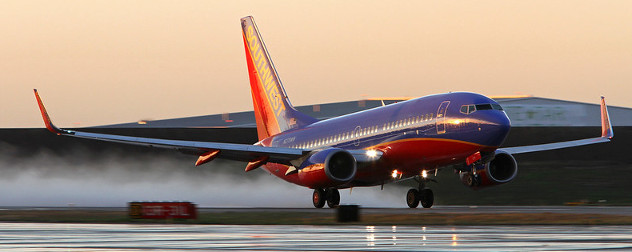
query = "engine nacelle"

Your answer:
(298, 148), (357, 189)
(460, 150), (518, 189)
